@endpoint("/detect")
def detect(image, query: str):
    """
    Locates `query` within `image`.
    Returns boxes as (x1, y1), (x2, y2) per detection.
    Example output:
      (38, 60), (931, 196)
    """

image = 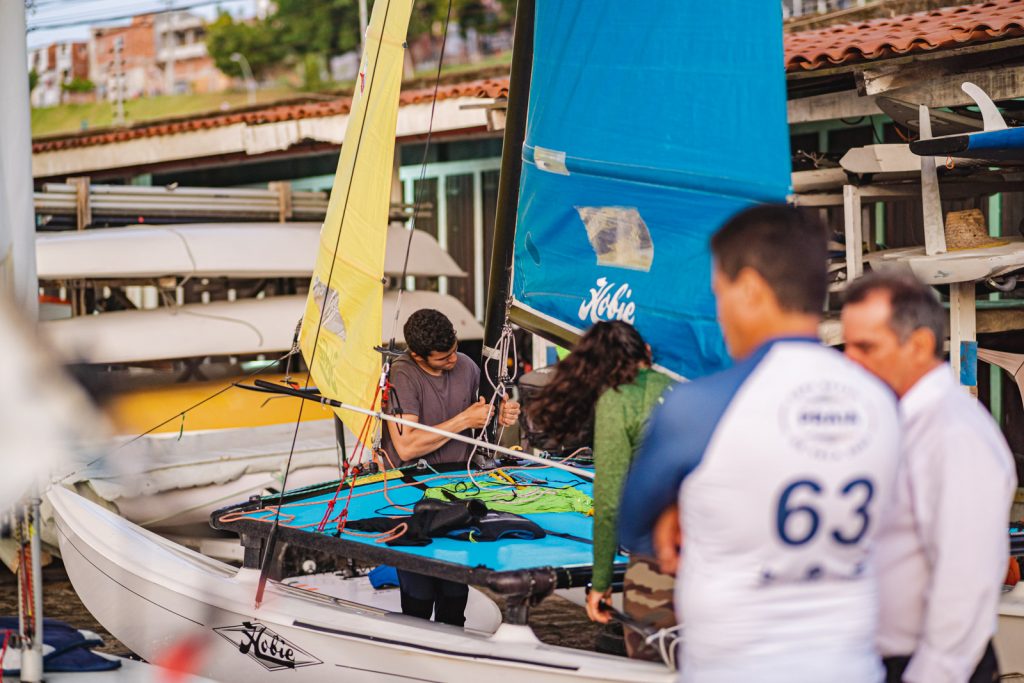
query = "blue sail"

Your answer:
(511, 1), (791, 380)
